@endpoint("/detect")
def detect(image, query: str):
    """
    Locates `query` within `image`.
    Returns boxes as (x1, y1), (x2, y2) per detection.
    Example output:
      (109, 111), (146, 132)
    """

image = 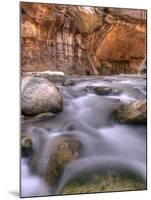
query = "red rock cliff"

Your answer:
(21, 2), (147, 75)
